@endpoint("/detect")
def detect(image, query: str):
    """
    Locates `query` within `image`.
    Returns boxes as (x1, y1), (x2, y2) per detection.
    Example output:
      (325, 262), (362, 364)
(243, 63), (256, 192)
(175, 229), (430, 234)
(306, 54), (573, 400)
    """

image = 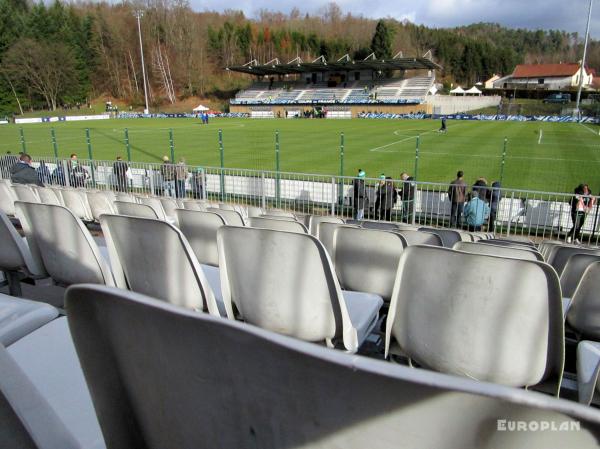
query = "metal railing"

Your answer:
(2, 156), (599, 246)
